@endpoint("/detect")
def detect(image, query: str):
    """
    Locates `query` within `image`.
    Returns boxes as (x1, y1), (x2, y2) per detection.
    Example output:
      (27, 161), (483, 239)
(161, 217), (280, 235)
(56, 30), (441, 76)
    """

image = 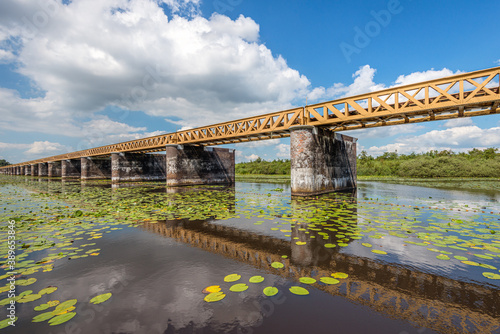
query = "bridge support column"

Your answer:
(290, 125), (357, 196)
(31, 164), (38, 176)
(25, 165), (31, 176)
(165, 145), (235, 186)
(61, 159), (81, 179)
(81, 157), (111, 180)
(48, 161), (61, 177)
(111, 153), (166, 183)
(38, 163), (48, 177)
(20, 166), (25, 175)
